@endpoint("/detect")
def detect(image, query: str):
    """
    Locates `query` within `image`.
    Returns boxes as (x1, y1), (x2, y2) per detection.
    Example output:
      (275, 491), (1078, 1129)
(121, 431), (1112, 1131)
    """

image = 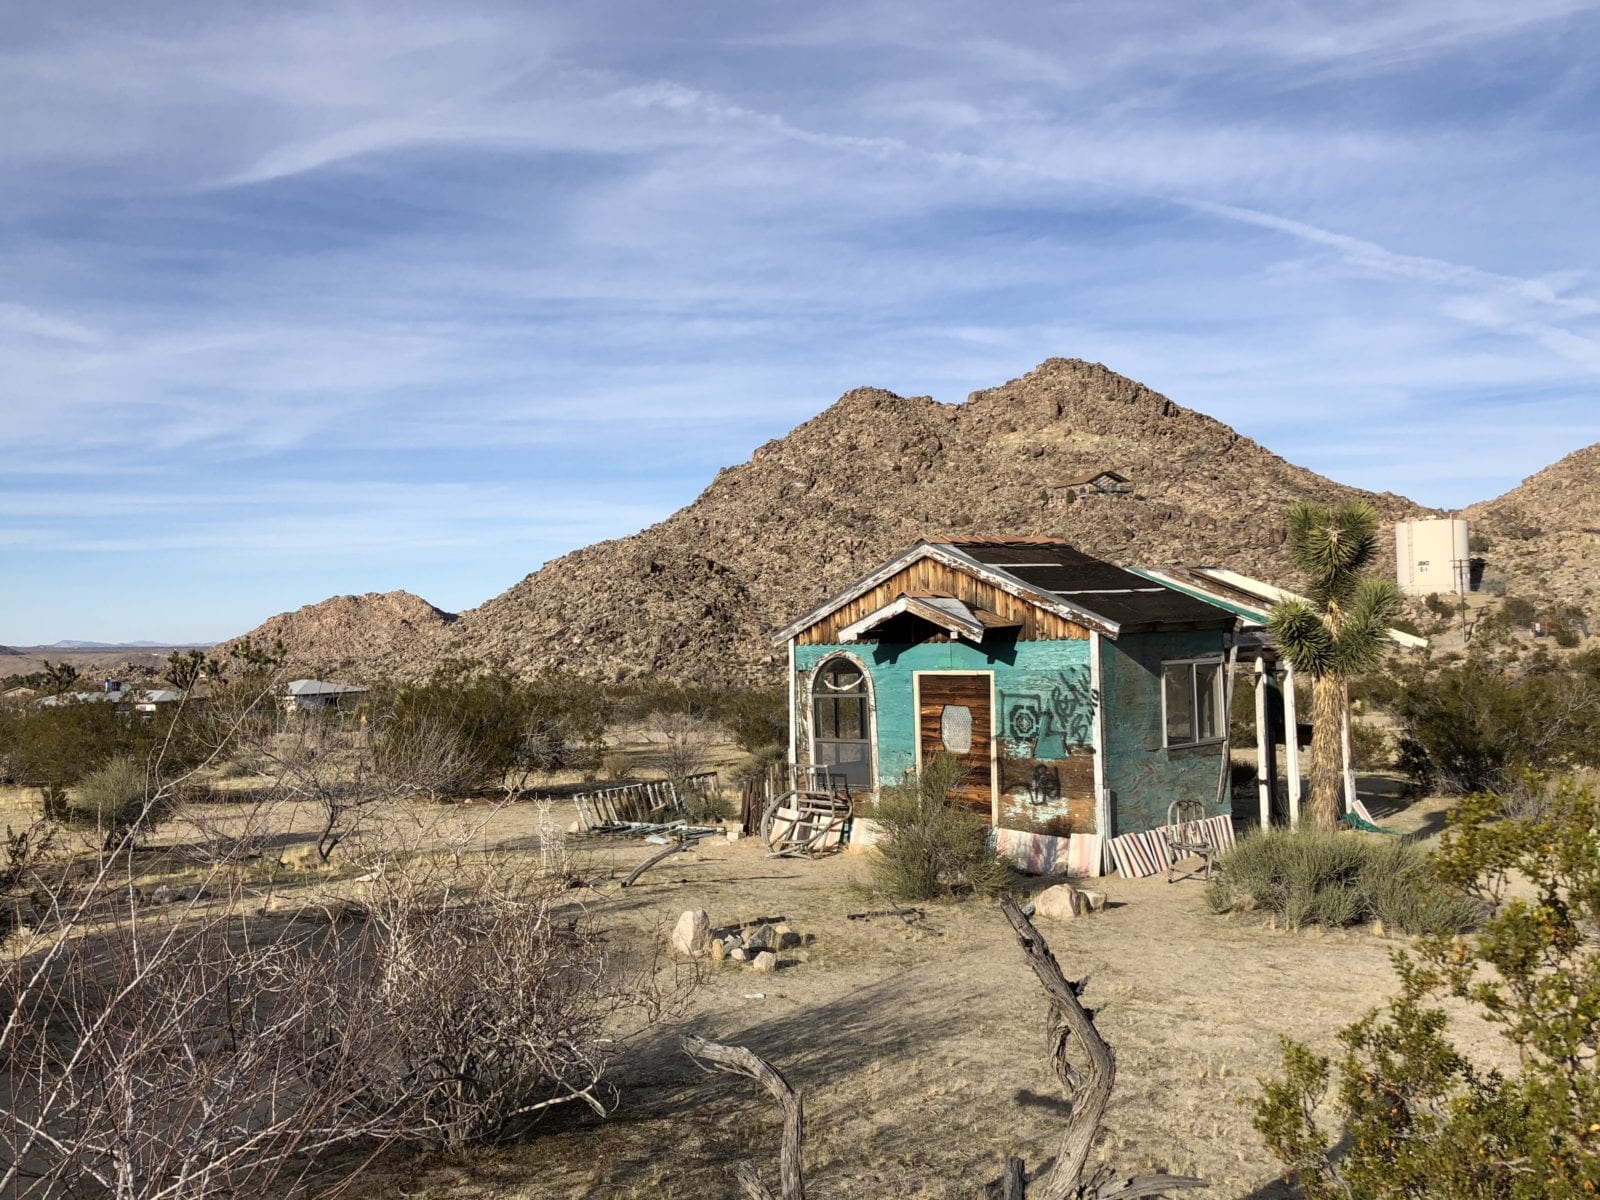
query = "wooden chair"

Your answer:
(1165, 798), (1217, 884)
